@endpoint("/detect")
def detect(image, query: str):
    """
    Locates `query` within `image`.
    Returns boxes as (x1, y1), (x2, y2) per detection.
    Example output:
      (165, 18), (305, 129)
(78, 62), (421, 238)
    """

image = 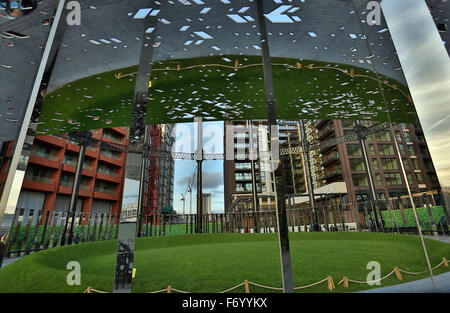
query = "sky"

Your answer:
(382, 0), (450, 187)
(172, 122), (225, 214)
